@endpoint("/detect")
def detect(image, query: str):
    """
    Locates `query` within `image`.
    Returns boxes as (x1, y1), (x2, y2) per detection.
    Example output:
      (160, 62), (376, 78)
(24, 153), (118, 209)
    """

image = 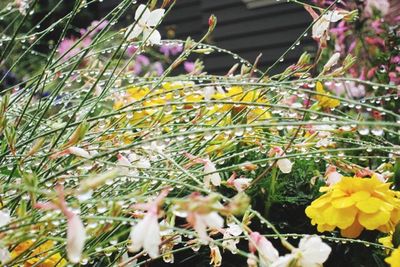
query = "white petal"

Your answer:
(203, 212), (224, 229)
(312, 20), (329, 39)
(277, 158), (293, 173)
(226, 223), (243, 236)
(0, 210), (11, 228)
(299, 236), (331, 264)
(67, 214), (86, 263)
(127, 24), (143, 39)
(146, 9), (165, 27)
(324, 11), (343, 22)
(324, 52), (340, 71)
(210, 173), (221, 186)
(143, 214), (161, 258)
(270, 254), (296, 267)
(194, 214), (210, 243)
(129, 216), (148, 252)
(68, 147), (91, 159)
(143, 29), (161, 45)
(259, 237), (279, 263)
(135, 4), (150, 22)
